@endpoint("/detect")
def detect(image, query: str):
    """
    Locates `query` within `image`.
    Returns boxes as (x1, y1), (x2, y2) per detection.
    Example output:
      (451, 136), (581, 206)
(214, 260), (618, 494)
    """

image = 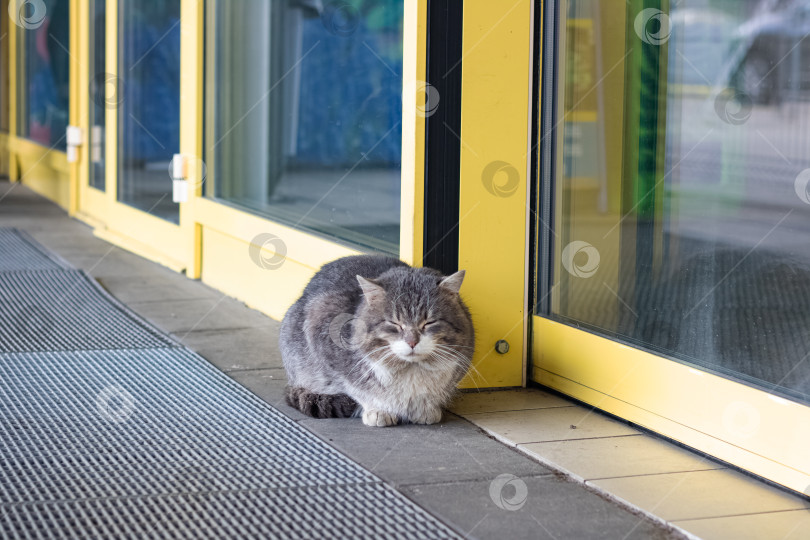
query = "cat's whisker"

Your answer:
(433, 345), (473, 366)
(350, 345), (391, 376)
(429, 351), (480, 391)
(433, 346), (484, 385)
(466, 363), (485, 384)
(434, 345), (475, 359)
(358, 350), (397, 382)
(428, 350), (470, 374)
